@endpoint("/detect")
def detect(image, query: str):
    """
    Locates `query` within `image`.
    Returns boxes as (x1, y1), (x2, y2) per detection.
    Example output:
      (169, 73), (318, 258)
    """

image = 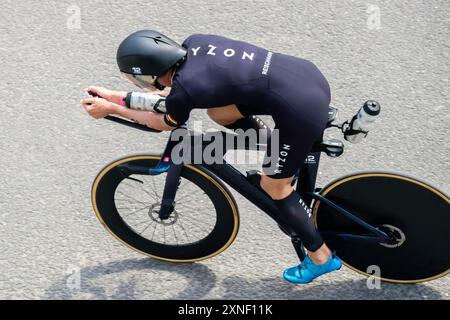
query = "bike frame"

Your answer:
(106, 115), (392, 261)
